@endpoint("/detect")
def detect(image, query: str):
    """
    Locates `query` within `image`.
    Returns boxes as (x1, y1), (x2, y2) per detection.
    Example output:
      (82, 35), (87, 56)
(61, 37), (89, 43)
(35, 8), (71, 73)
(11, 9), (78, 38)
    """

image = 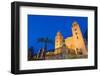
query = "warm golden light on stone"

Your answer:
(55, 21), (87, 56)
(55, 32), (64, 54)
